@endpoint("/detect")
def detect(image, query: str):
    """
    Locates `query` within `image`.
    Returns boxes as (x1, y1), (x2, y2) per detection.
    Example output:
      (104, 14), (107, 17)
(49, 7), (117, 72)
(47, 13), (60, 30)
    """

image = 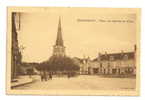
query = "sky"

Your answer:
(16, 8), (137, 63)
